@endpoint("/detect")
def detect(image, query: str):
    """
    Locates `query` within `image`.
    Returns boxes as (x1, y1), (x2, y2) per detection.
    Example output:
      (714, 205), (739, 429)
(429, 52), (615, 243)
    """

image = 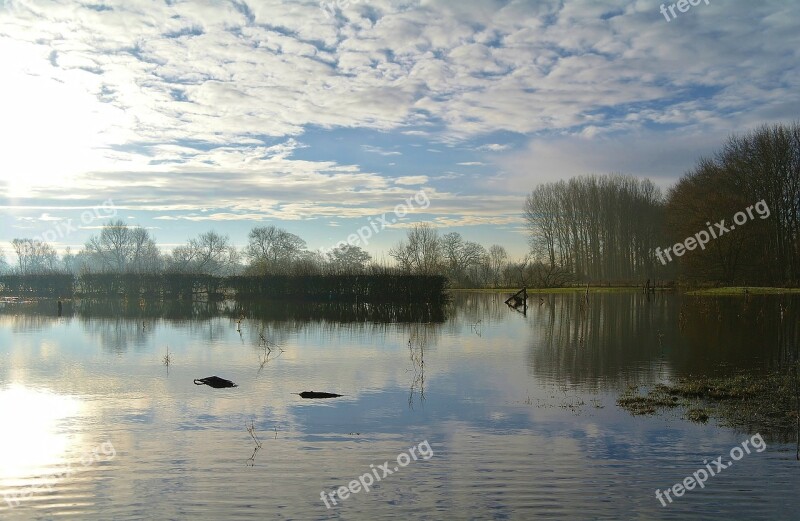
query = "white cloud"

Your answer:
(0, 0), (798, 251)
(2, 0), (795, 162)
(477, 144), (511, 152)
(362, 145), (403, 156)
(394, 176), (428, 185)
